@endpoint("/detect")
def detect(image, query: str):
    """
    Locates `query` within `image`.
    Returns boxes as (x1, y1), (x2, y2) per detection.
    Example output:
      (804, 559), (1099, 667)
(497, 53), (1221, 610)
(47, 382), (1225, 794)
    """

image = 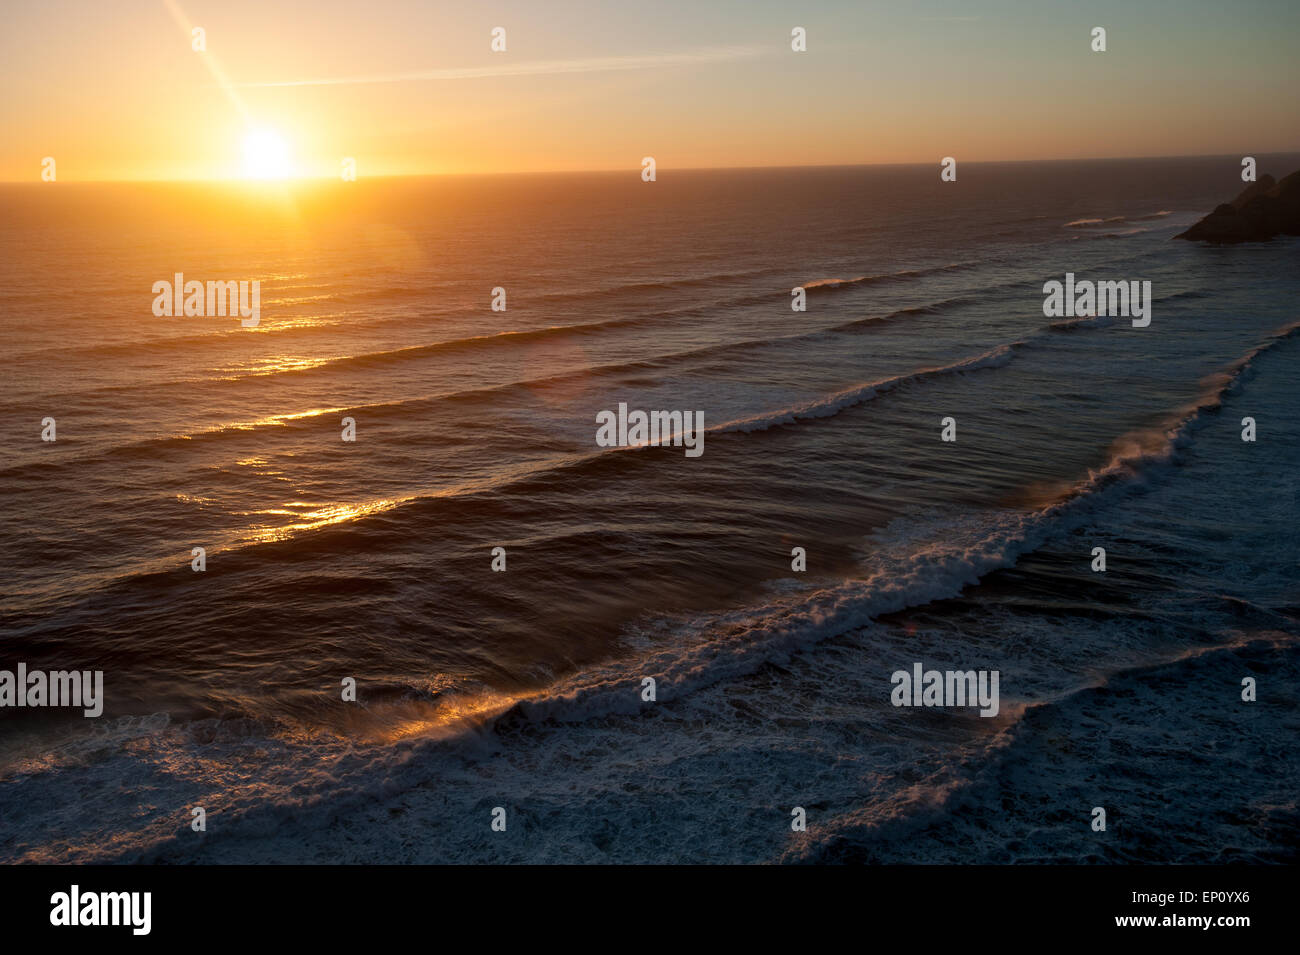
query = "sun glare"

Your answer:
(241, 129), (293, 180)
